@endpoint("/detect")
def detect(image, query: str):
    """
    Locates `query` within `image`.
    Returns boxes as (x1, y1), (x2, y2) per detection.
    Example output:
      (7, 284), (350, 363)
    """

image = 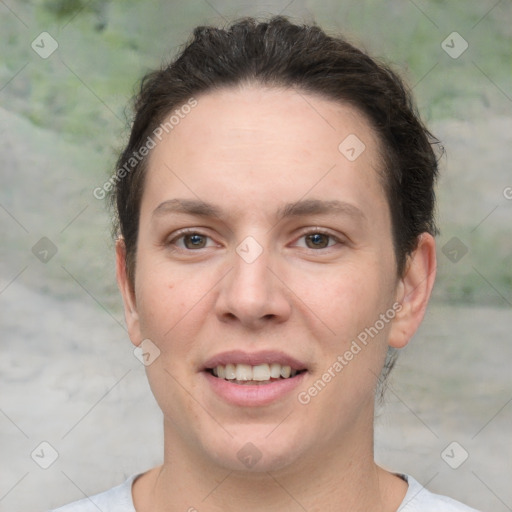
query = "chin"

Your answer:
(201, 425), (308, 474)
